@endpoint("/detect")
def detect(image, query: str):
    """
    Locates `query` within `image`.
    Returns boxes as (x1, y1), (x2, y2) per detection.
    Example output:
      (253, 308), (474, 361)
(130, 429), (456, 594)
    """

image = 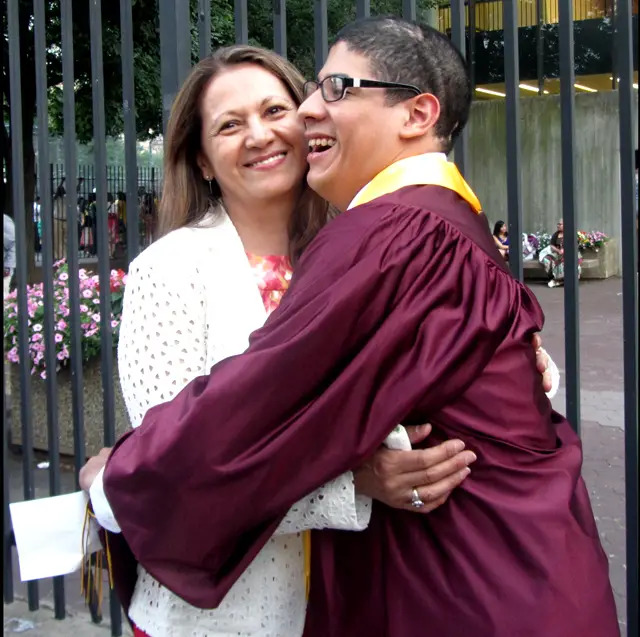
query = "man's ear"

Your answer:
(399, 93), (441, 140)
